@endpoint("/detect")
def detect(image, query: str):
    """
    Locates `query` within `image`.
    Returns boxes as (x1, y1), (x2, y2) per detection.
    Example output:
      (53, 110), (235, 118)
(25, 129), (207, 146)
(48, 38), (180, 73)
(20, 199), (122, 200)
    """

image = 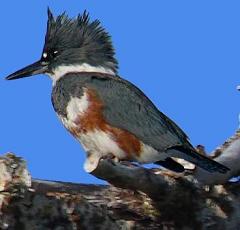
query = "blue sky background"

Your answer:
(1, 1), (240, 184)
